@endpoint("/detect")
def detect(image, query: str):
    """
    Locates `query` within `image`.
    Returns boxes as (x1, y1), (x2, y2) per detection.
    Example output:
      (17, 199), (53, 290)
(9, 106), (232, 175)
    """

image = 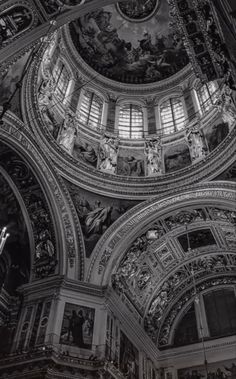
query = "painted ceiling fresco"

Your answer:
(69, 0), (189, 84)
